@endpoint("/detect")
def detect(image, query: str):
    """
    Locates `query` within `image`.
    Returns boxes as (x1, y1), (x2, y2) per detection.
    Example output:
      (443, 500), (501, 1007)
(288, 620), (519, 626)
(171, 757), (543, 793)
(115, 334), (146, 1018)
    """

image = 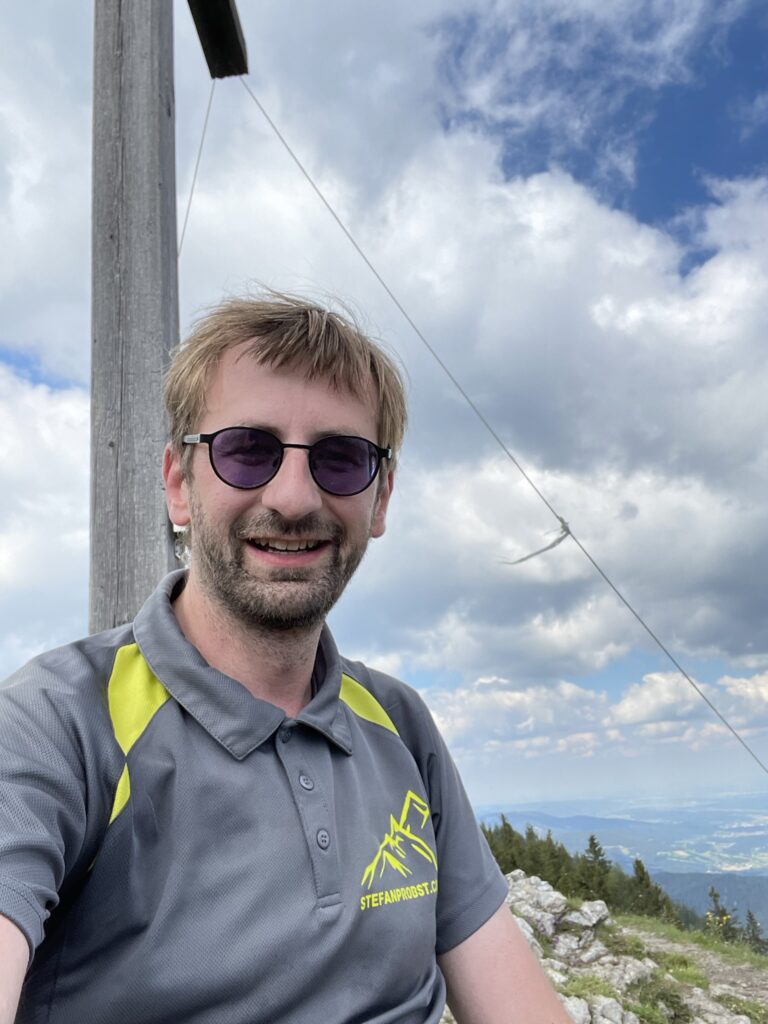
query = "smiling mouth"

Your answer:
(247, 538), (327, 553)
